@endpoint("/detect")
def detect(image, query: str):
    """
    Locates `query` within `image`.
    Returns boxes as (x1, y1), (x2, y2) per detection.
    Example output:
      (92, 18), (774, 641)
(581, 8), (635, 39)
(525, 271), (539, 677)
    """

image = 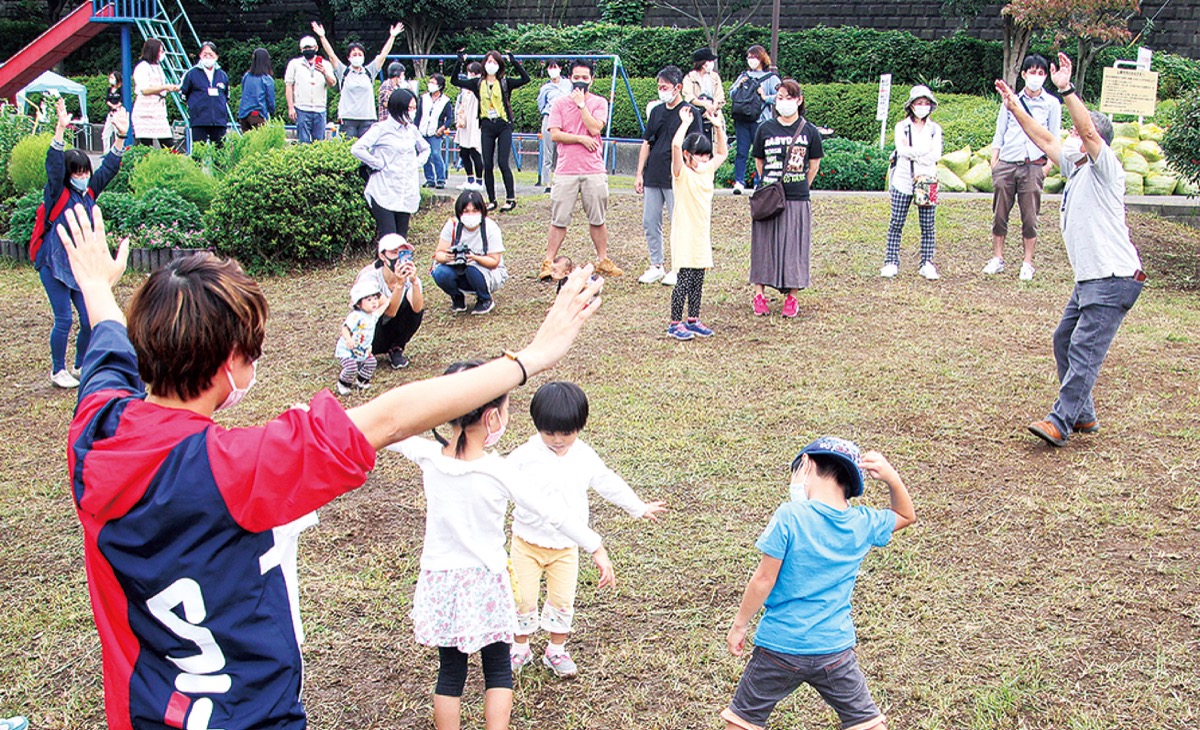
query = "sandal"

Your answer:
(499, 200), (517, 212)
